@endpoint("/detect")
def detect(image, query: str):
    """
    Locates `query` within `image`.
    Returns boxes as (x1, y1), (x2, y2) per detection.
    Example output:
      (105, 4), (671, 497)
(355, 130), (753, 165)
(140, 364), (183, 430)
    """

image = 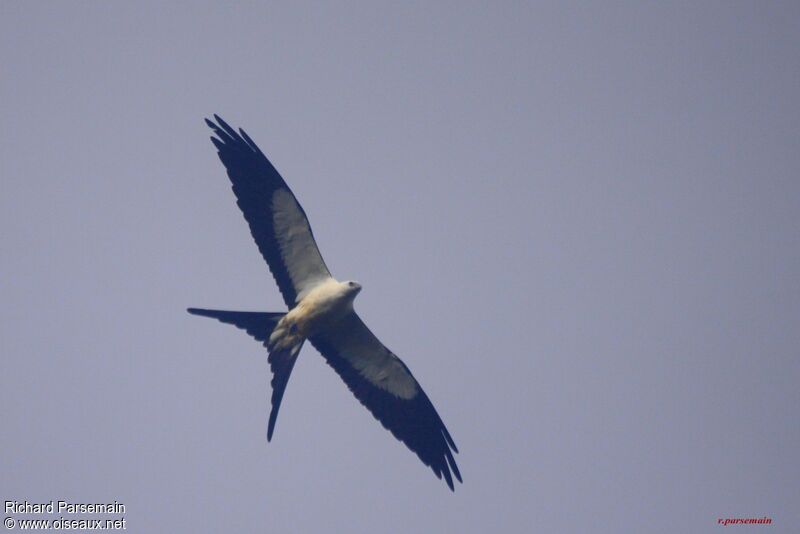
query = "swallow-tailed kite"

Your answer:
(188, 116), (461, 490)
